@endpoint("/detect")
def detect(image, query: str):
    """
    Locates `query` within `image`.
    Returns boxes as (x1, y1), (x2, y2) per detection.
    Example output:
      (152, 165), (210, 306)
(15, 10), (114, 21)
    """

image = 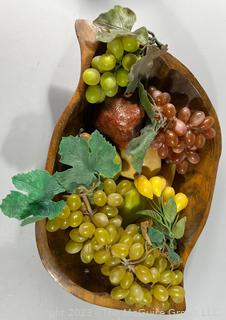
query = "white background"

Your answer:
(0, 1), (225, 319)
